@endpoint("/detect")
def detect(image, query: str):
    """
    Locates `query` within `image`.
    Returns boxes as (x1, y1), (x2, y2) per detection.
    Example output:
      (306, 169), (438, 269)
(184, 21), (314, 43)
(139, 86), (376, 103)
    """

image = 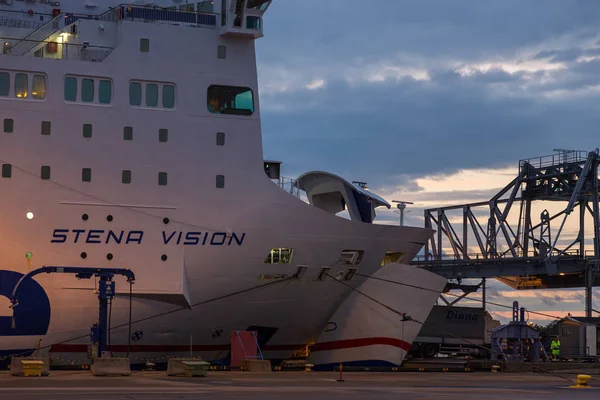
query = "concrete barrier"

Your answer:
(91, 357), (131, 376)
(10, 357), (50, 376)
(167, 357), (206, 376)
(182, 361), (210, 377)
(241, 359), (272, 372)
